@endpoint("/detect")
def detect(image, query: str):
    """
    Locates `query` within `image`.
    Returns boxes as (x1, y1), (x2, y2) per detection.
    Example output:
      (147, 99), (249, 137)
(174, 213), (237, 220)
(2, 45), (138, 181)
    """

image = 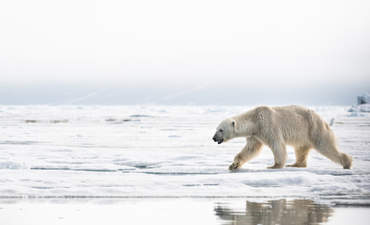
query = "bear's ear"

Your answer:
(231, 120), (236, 128)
